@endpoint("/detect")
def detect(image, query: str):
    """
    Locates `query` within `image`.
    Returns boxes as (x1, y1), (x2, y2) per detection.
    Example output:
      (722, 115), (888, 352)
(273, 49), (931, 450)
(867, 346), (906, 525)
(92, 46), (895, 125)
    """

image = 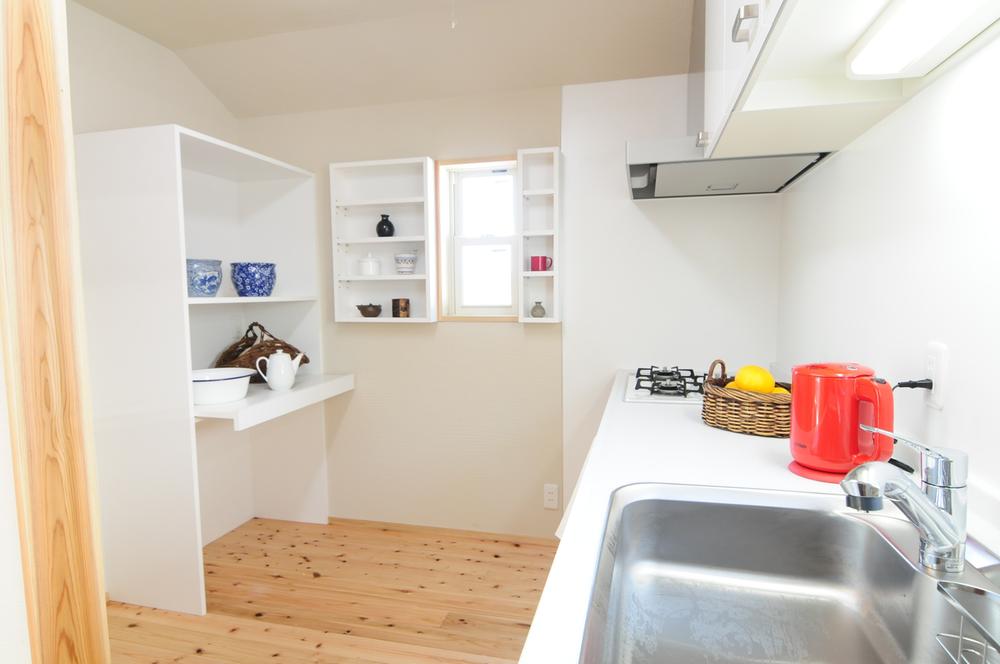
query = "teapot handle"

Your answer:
(255, 356), (269, 384)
